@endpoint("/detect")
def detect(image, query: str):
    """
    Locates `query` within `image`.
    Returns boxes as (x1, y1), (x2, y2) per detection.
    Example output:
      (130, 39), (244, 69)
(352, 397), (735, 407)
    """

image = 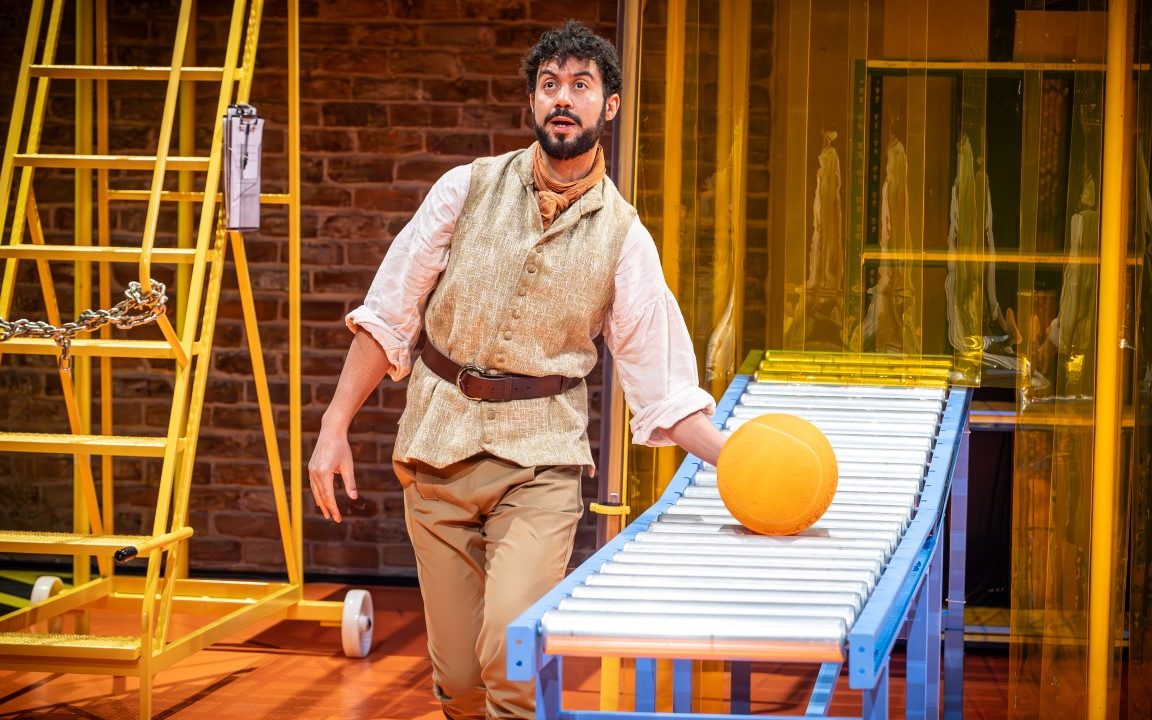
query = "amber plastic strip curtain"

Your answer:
(1131, 5), (1152, 716)
(1008, 3), (1133, 719)
(617, 0), (1152, 718)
